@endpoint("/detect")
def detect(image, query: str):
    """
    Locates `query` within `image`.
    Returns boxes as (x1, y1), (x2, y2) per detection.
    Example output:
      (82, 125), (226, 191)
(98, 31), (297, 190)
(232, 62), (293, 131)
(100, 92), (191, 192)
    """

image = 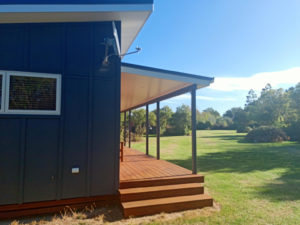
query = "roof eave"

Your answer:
(0, 3), (154, 55)
(121, 63), (214, 87)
